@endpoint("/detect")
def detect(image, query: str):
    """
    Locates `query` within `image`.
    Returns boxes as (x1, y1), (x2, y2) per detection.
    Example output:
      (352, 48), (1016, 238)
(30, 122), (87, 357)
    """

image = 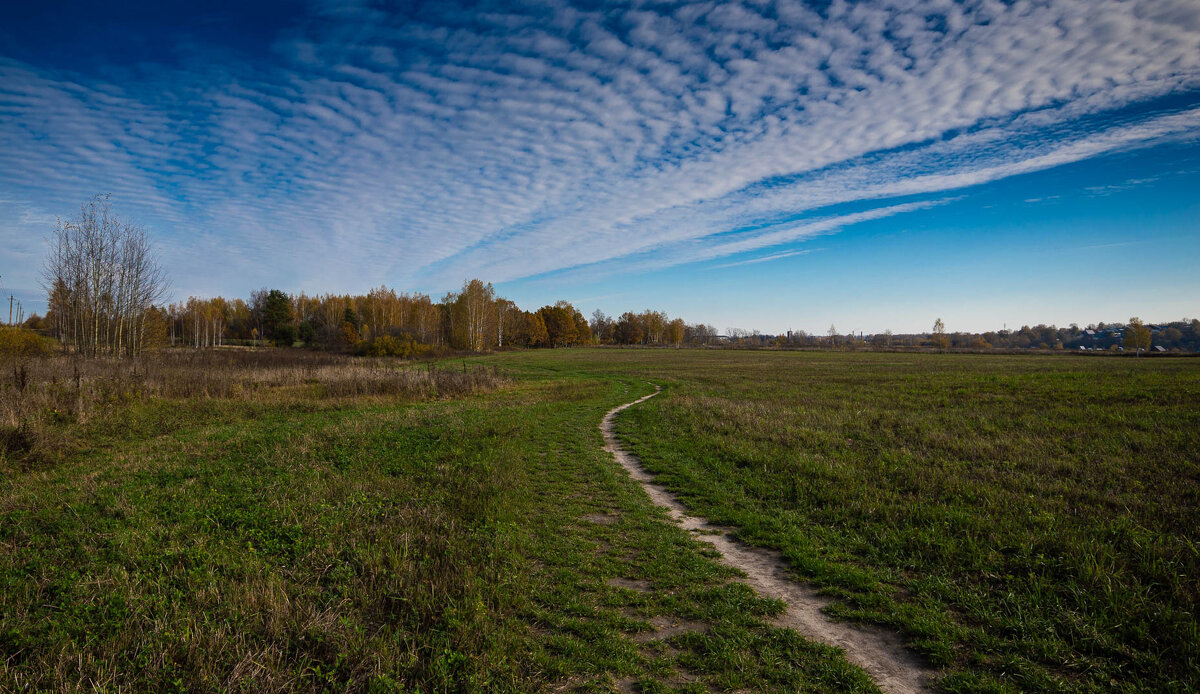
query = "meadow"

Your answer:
(1, 347), (1197, 692)
(0, 348), (872, 692)
(485, 349), (1200, 692)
